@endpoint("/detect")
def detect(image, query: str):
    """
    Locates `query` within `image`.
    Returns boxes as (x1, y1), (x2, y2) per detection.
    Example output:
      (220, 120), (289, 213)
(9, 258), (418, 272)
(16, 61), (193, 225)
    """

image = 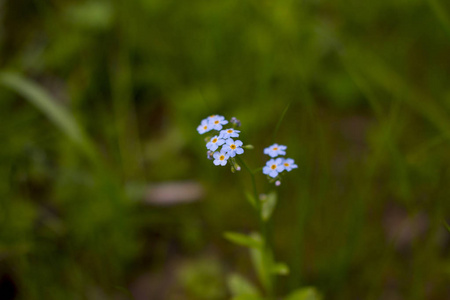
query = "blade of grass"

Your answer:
(0, 71), (96, 160)
(444, 220), (450, 232)
(271, 101), (291, 143)
(427, 0), (450, 36)
(340, 52), (384, 119)
(406, 135), (447, 163)
(348, 48), (450, 140)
